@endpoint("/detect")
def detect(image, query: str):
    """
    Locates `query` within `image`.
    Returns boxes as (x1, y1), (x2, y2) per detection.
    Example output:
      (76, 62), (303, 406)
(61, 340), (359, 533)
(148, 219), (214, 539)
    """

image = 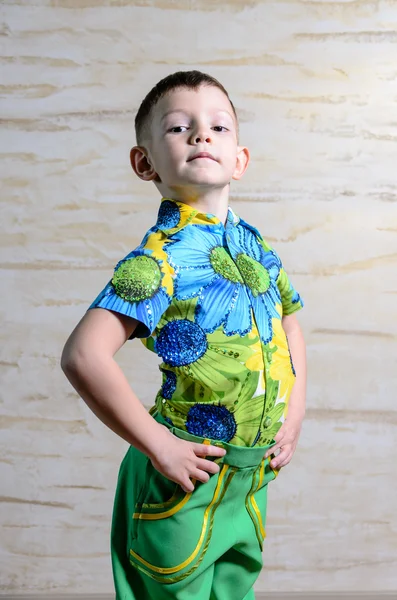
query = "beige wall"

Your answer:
(1, 0), (396, 595)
